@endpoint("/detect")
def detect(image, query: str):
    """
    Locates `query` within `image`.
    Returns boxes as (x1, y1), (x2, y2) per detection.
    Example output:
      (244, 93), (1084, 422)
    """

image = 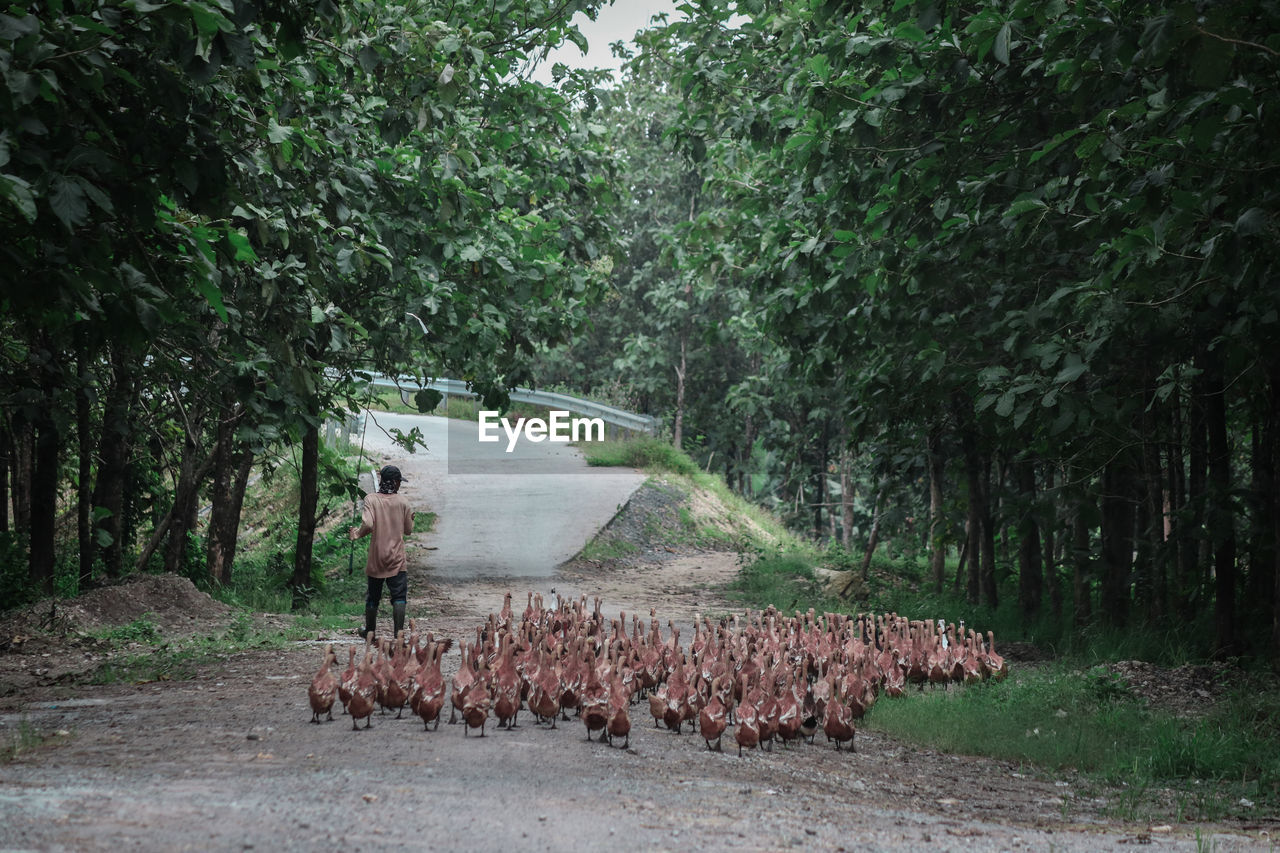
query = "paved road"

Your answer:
(356, 411), (646, 579)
